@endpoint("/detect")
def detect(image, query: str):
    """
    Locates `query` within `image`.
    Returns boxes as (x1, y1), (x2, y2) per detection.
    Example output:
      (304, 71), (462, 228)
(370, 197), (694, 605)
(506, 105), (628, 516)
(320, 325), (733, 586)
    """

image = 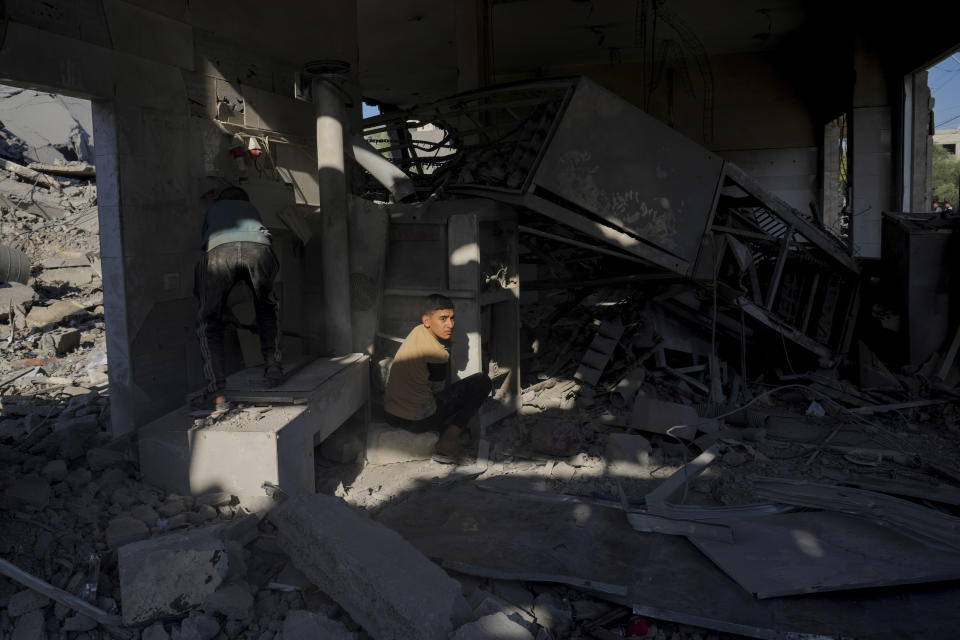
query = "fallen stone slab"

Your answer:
(118, 524), (229, 625)
(25, 300), (84, 328)
(451, 613), (535, 640)
(283, 610), (355, 640)
(365, 422), (438, 465)
(272, 493), (471, 640)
